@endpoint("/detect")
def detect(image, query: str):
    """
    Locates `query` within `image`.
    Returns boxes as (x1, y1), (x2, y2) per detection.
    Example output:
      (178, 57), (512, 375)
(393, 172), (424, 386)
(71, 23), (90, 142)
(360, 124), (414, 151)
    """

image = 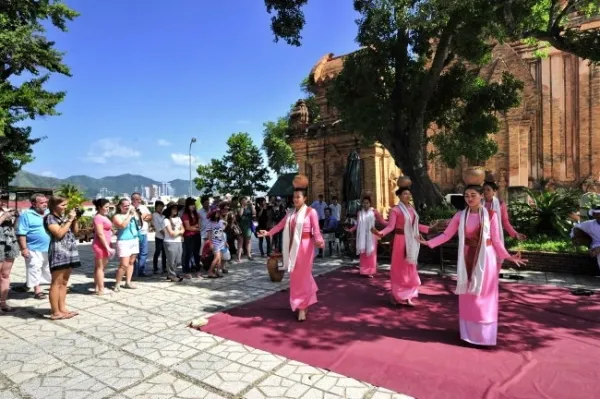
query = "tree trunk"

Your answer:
(384, 126), (444, 209)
